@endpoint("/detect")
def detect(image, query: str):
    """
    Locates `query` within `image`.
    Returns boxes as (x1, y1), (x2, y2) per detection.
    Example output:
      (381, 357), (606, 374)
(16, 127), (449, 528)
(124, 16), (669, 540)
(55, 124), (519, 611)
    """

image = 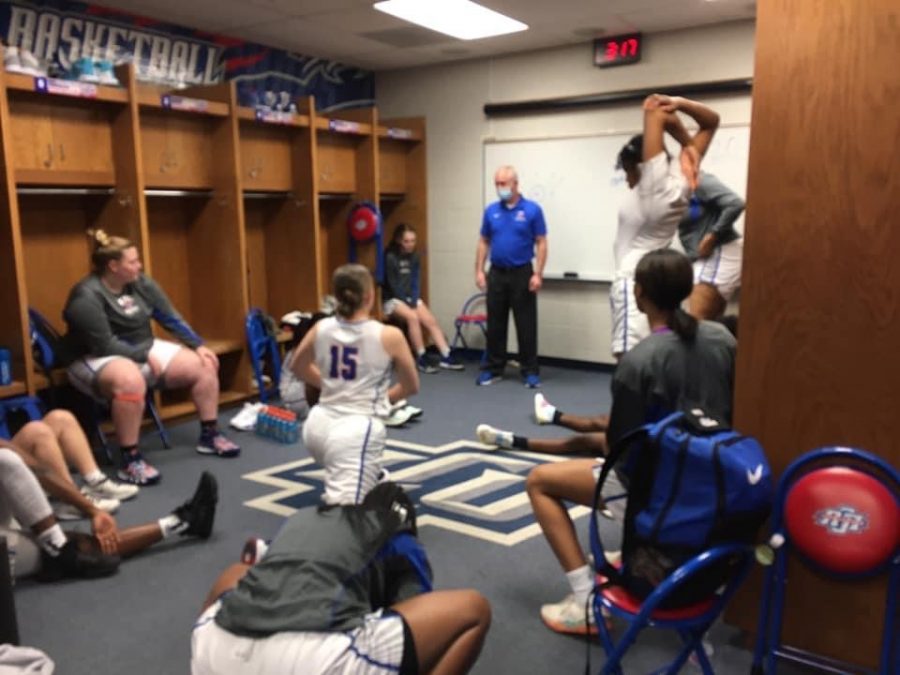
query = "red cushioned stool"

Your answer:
(752, 447), (900, 675)
(450, 292), (487, 363)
